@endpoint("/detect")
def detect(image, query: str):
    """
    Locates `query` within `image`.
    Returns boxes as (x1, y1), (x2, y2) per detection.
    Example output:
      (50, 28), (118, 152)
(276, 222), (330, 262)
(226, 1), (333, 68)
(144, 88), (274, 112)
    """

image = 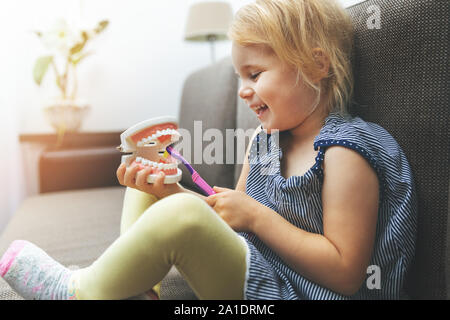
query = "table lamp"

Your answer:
(184, 1), (233, 63)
